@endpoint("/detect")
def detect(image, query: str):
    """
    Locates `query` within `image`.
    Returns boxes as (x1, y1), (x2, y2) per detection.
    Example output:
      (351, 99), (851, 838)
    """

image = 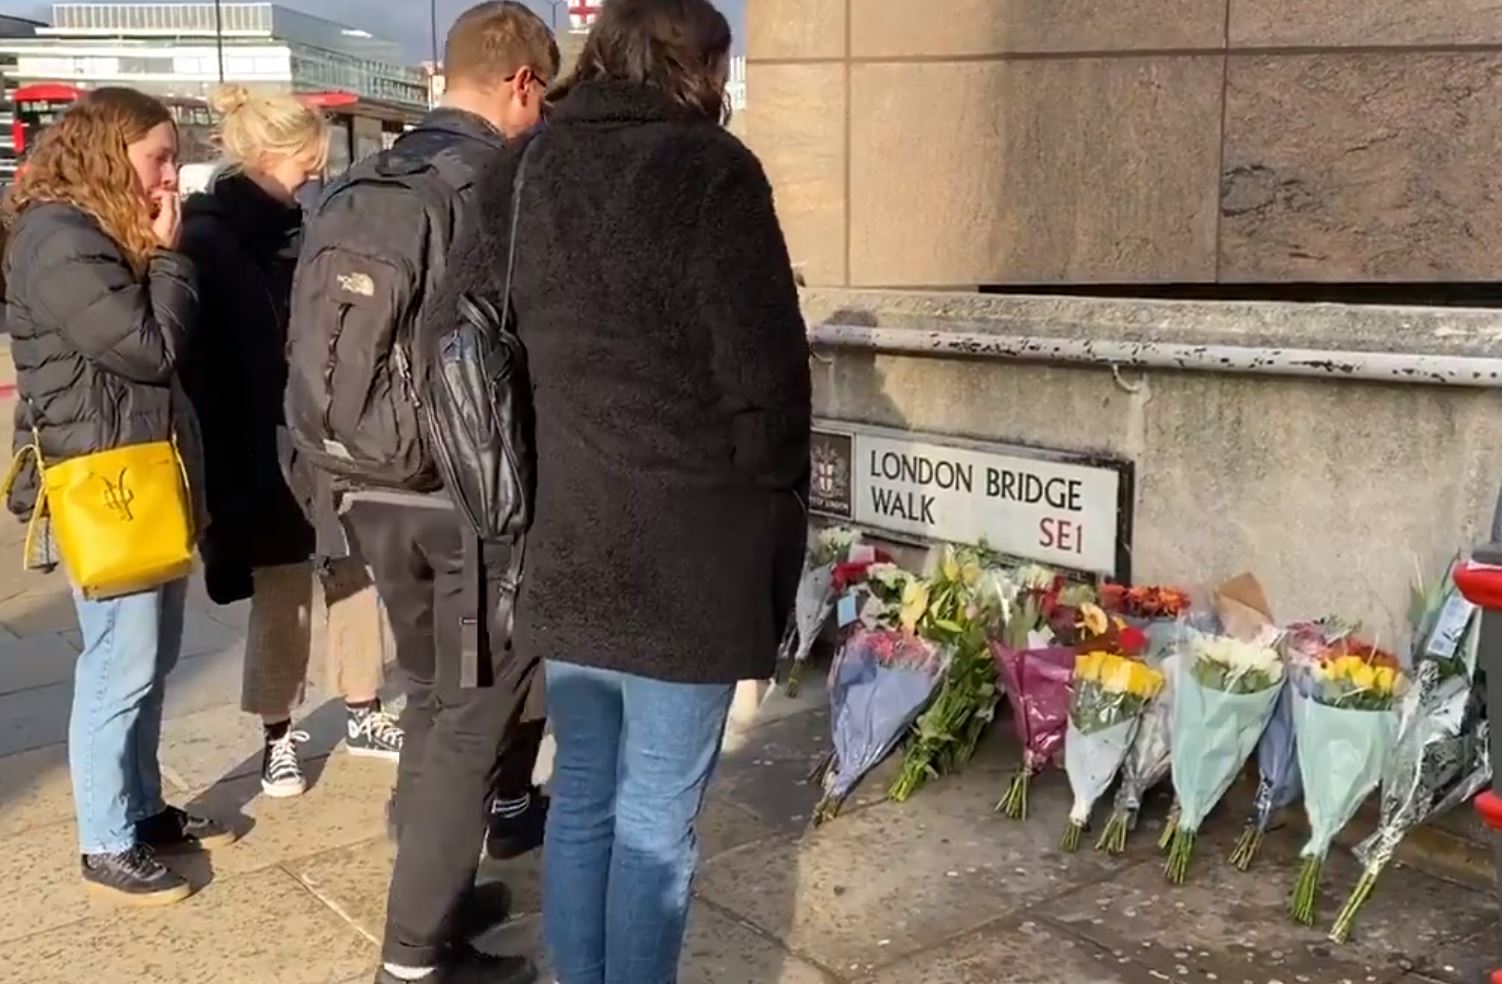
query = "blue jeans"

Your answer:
(543, 661), (734, 984)
(69, 579), (188, 855)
